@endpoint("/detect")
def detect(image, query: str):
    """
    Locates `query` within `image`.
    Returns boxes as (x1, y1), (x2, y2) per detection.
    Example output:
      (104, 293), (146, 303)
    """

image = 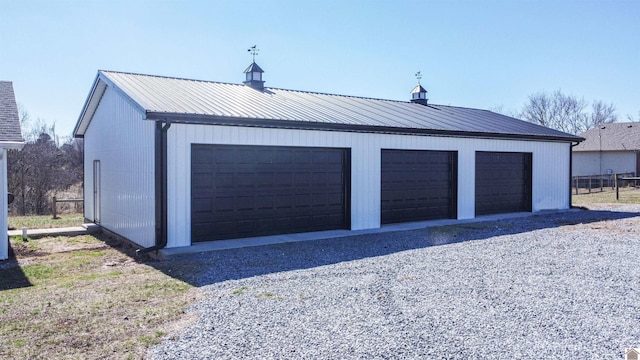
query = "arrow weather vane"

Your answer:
(415, 71), (422, 85)
(248, 45), (259, 62)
